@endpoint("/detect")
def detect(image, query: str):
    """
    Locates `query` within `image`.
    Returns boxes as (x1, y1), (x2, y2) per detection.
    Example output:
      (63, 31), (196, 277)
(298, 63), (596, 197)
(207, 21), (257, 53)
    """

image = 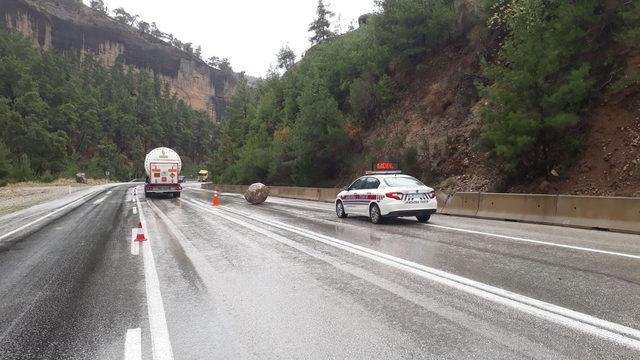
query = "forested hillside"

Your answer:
(213, 0), (458, 186)
(0, 31), (216, 184)
(214, 0), (640, 195)
(2, 0), (639, 194)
